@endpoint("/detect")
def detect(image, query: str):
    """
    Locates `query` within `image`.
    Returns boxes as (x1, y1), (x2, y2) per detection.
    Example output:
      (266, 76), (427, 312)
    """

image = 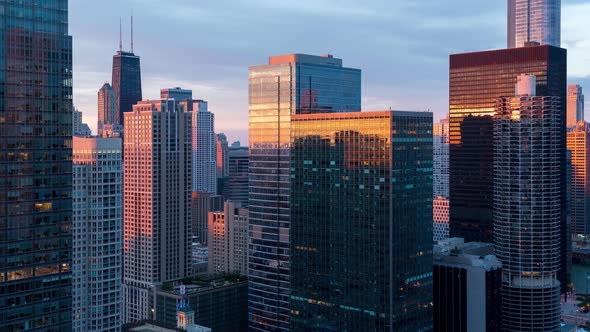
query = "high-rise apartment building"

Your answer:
(184, 100), (217, 193)
(434, 117), (449, 198)
(192, 192), (224, 245)
(567, 84), (585, 128)
(567, 121), (590, 236)
(112, 50), (142, 126)
(208, 201), (249, 276)
(98, 83), (117, 135)
(123, 99), (192, 322)
(289, 111), (433, 330)
(73, 137), (123, 332)
(0, 1), (73, 330)
(222, 146), (249, 206)
(433, 196), (450, 242)
(433, 239), (501, 332)
(494, 74), (561, 331)
(508, 0), (561, 48)
(248, 53), (361, 331)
